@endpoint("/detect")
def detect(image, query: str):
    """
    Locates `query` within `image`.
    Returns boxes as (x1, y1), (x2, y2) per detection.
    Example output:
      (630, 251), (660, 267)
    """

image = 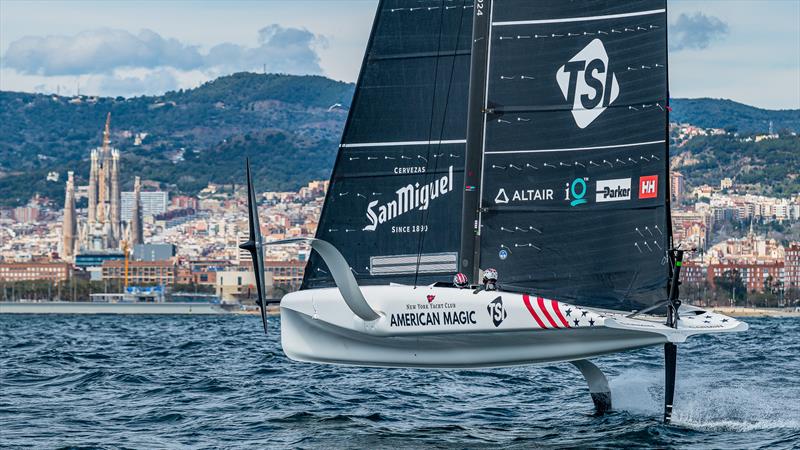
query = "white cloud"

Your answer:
(2, 24), (324, 77)
(205, 25), (325, 75)
(669, 12), (729, 52)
